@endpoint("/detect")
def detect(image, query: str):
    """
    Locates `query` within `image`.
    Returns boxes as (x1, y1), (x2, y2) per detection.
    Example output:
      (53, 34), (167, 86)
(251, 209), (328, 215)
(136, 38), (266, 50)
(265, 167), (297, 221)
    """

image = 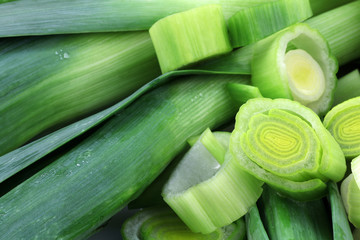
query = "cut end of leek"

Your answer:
(285, 49), (325, 104)
(149, 4), (232, 73)
(341, 174), (360, 228)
